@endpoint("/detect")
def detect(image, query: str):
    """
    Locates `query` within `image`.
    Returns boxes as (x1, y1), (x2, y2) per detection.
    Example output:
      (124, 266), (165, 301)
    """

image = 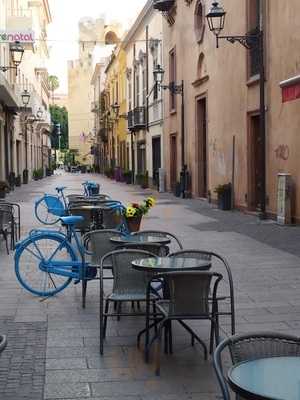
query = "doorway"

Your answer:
(196, 97), (207, 197)
(170, 134), (177, 191)
(248, 114), (264, 210)
(152, 136), (161, 188)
